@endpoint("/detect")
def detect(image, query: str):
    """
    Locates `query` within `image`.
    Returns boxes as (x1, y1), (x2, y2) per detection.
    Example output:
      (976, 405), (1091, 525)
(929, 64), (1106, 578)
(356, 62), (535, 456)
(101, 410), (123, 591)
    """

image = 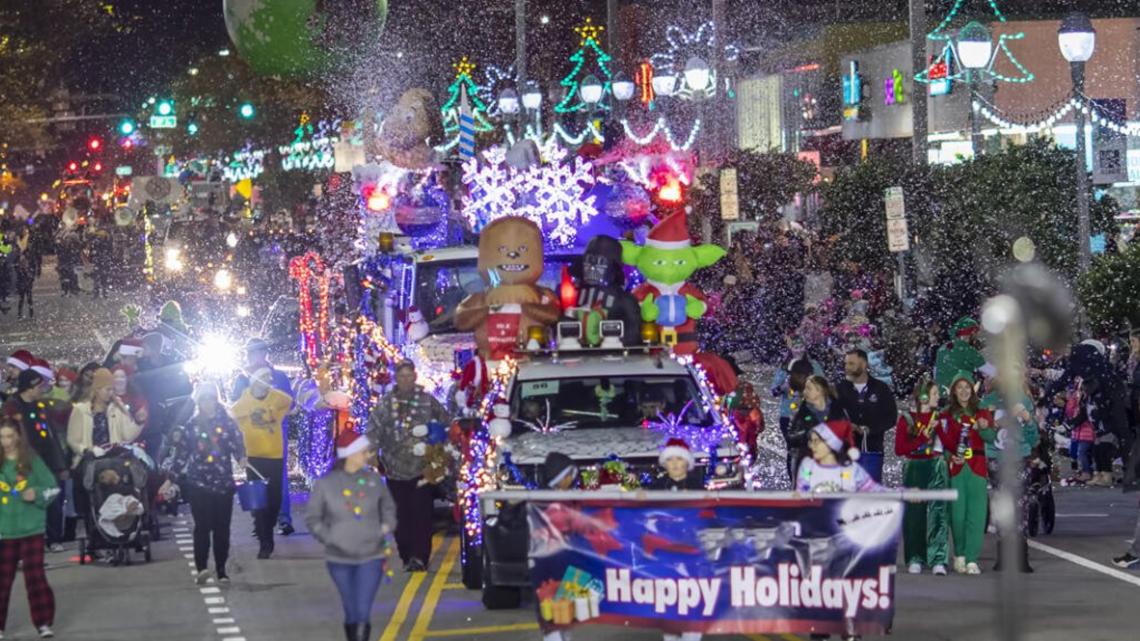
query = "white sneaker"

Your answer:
(966, 562), (982, 575)
(932, 564), (948, 576)
(195, 569), (213, 585)
(38, 626), (53, 638)
(907, 562), (922, 574)
(953, 556), (967, 573)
